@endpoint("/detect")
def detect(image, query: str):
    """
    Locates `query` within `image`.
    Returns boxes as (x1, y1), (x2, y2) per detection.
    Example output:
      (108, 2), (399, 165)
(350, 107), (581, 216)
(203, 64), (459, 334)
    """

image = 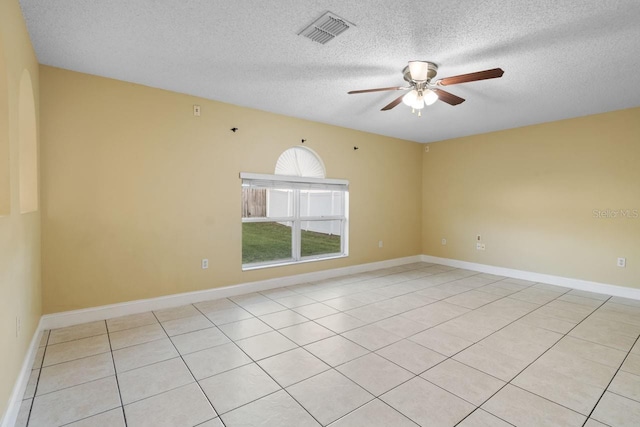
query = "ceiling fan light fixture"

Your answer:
(408, 61), (429, 81)
(411, 96), (425, 110)
(424, 89), (438, 106)
(402, 90), (418, 106)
